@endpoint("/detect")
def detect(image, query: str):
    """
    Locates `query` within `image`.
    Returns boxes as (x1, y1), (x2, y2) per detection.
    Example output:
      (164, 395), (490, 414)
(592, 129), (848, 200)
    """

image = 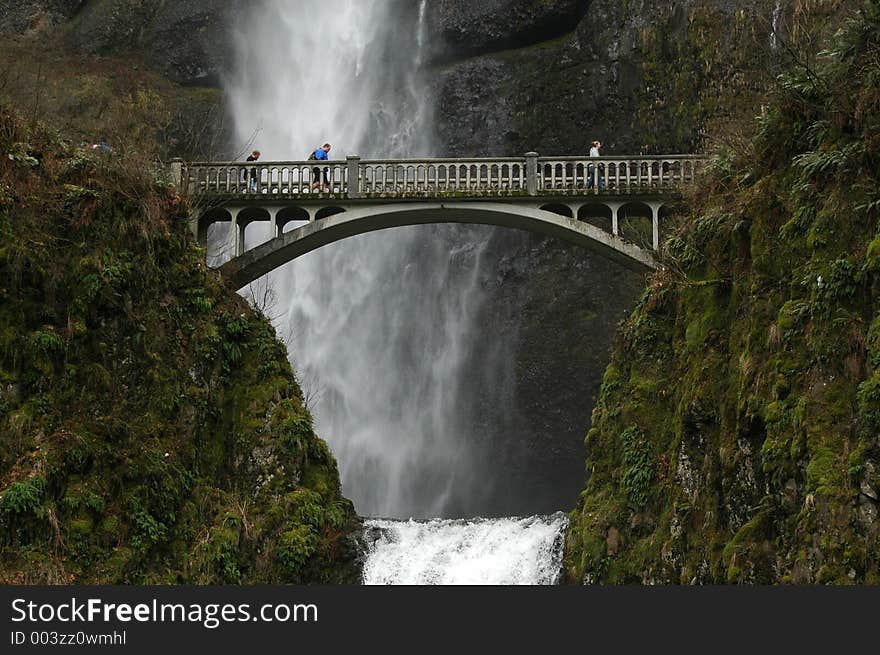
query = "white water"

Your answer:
(227, 0), (568, 584)
(363, 513), (568, 585)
